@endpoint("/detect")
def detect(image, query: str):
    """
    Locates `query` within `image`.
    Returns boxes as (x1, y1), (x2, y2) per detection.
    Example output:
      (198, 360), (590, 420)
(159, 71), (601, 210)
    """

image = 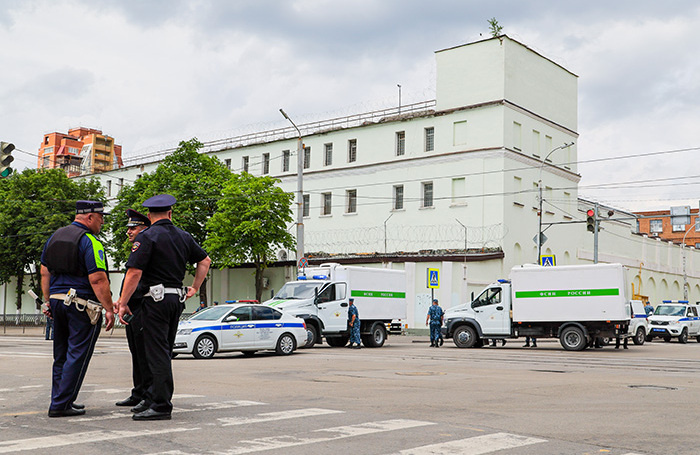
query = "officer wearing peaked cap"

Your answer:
(115, 209), (153, 410)
(117, 194), (211, 421)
